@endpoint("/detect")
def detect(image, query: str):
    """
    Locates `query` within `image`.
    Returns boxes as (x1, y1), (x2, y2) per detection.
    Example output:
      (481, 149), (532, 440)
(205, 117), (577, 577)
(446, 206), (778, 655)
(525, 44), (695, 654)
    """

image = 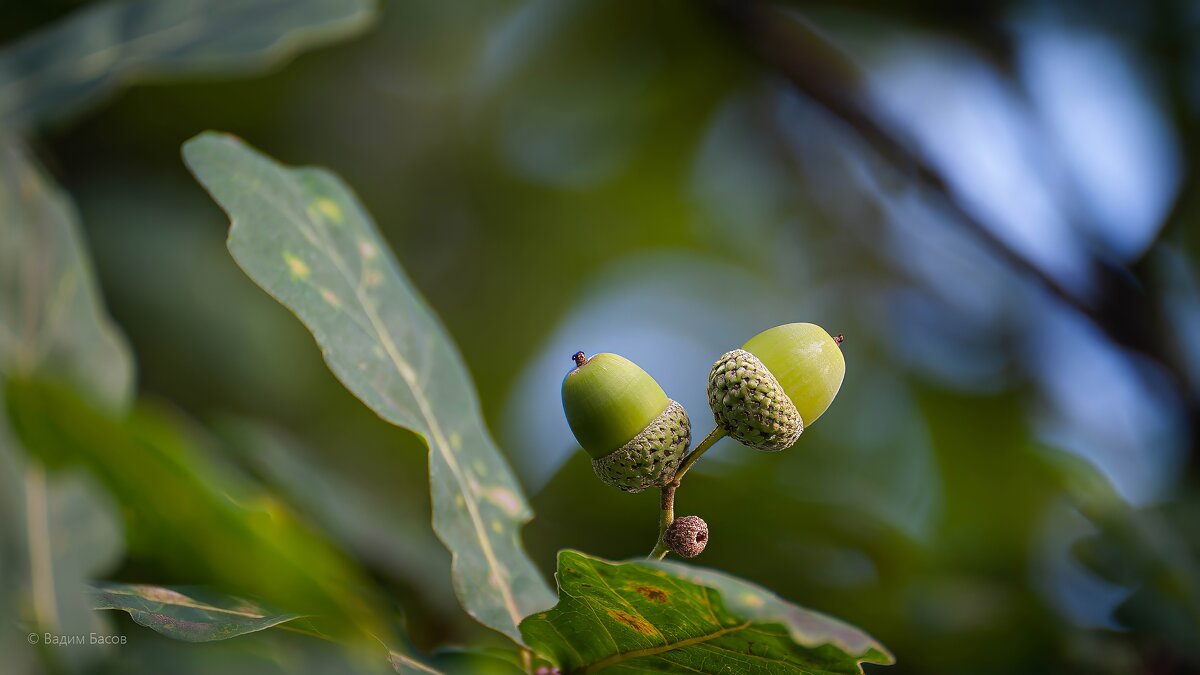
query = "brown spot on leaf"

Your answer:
(608, 610), (657, 635)
(148, 612), (210, 634)
(635, 586), (668, 603)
